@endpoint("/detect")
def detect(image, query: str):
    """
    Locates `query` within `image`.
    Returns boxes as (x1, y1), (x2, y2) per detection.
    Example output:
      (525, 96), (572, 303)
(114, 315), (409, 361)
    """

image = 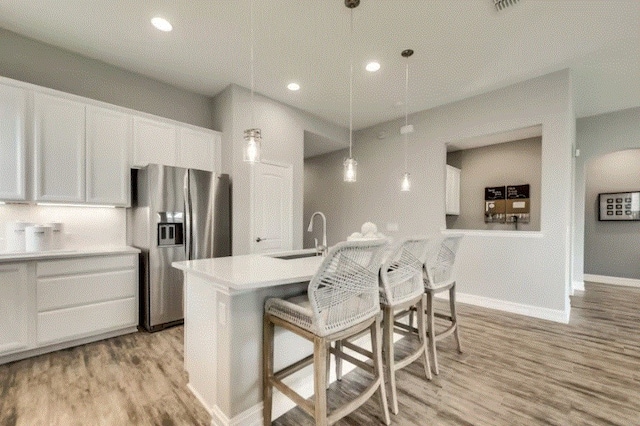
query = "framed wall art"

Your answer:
(598, 191), (640, 221)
